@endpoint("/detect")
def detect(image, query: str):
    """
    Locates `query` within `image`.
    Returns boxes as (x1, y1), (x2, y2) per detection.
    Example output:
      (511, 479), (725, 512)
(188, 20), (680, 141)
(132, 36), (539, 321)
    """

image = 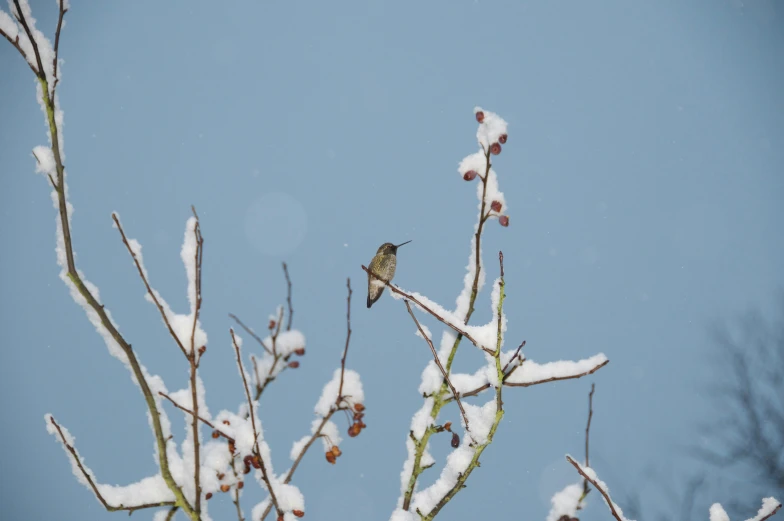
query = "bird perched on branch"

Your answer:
(366, 240), (411, 308)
